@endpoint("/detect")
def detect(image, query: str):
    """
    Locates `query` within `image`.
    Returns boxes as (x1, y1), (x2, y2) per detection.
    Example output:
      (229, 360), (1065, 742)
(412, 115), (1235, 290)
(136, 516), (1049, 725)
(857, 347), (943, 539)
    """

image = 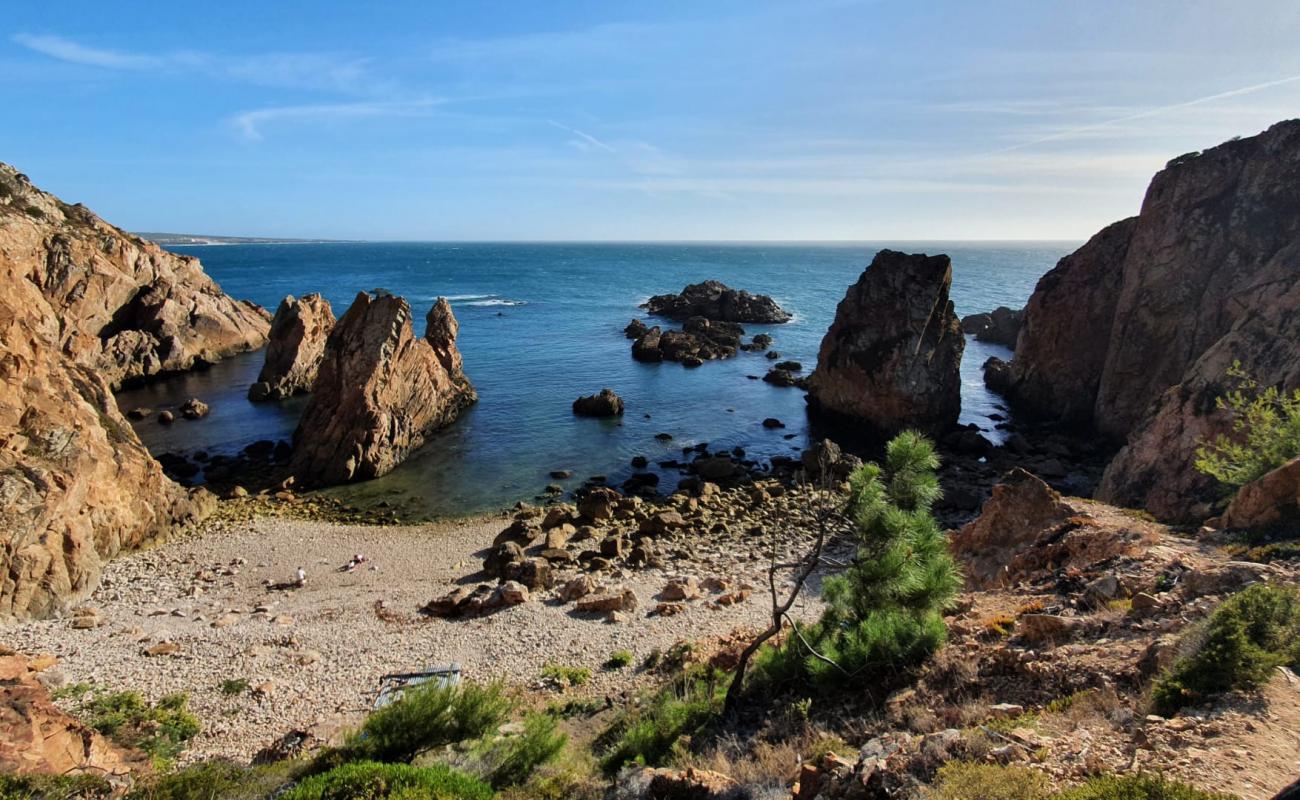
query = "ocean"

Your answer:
(115, 241), (1077, 519)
